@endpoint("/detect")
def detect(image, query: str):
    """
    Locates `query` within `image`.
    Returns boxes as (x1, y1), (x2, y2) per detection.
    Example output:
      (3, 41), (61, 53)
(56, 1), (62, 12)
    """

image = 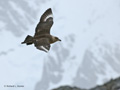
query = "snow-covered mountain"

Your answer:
(0, 0), (120, 90)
